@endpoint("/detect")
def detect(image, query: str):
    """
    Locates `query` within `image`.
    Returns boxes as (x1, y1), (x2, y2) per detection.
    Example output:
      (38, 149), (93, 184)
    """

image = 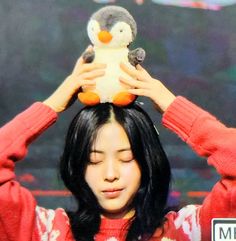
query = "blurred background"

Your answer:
(0, 0), (236, 210)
